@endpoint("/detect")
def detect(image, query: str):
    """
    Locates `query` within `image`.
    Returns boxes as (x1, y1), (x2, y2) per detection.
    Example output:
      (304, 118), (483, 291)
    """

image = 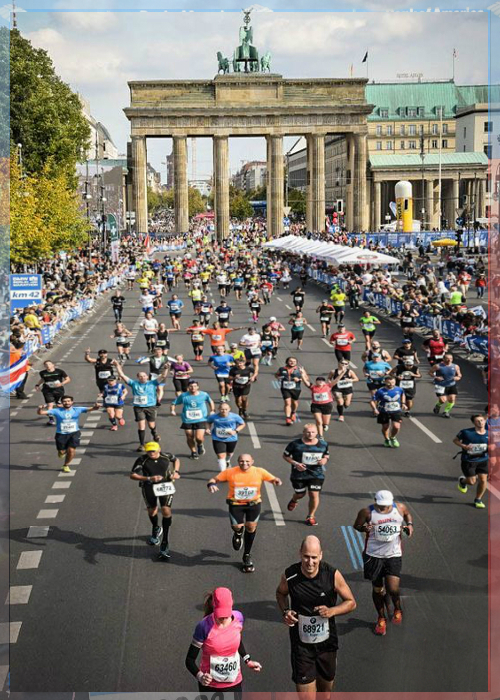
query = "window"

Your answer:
(376, 141), (382, 150)
(442, 139), (448, 149)
(400, 140), (405, 149)
(463, 126), (466, 138)
(436, 106), (443, 117)
(442, 123), (448, 135)
(418, 107), (425, 117)
(376, 125), (382, 136)
(380, 109), (389, 118)
(432, 124), (438, 135)
(400, 124), (405, 136)
(484, 121), (493, 133)
(409, 124), (416, 136)
(432, 139), (438, 149)
(407, 107), (417, 117)
(409, 140), (417, 149)
(484, 144), (492, 158)
(387, 125), (393, 136)
(386, 141), (393, 150)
